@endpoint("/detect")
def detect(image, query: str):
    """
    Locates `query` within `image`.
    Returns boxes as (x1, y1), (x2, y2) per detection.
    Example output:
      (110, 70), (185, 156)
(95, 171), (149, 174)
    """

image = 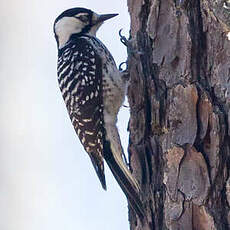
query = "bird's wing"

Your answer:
(57, 38), (106, 189)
